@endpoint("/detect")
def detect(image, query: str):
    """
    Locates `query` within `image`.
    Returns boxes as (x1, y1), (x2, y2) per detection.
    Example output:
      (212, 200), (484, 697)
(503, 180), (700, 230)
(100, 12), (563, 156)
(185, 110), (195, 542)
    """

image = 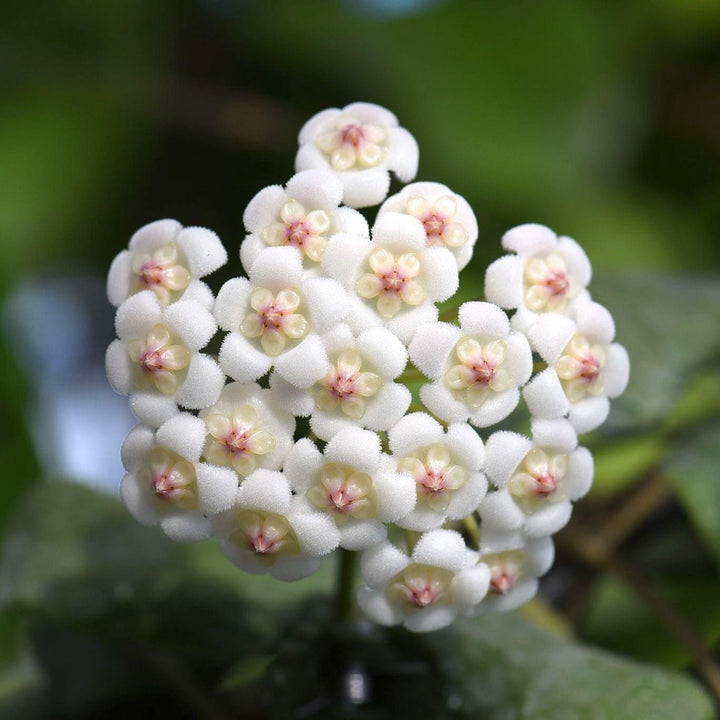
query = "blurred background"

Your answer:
(1, 0), (720, 717)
